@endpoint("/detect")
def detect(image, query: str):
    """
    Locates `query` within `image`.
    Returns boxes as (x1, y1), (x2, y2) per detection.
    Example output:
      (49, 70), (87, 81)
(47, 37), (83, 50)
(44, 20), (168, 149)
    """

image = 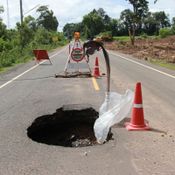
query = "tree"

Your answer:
(143, 12), (157, 35)
(122, 0), (149, 45)
(171, 17), (175, 34)
(34, 28), (52, 45)
(97, 8), (106, 18)
(16, 24), (32, 47)
(63, 8), (122, 39)
(0, 5), (6, 38)
(172, 17), (175, 26)
(63, 23), (74, 39)
(120, 9), (134, 32)
(0, 5), (4, 15)
(63, 23), (84, 40)
(142, 11), (170, 35)
(120, 9), (136, 44)
(36, 6), (58, 31)
(153, 11), (170, 34)
(153, 11), (170, 28)
(154, 0), (158, 3)
(109, 19), (120, 36)
(97, 8), (111, 31)
(16, 16), (38, 48)
(82, 9), (105, 38)
(24, 15), (37, 31)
